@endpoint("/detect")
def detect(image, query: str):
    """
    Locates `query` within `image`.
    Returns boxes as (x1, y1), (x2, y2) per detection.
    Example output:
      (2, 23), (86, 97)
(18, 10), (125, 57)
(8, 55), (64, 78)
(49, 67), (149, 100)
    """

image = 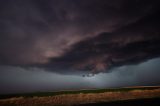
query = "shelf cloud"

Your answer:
(0, 0), (160, 74)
